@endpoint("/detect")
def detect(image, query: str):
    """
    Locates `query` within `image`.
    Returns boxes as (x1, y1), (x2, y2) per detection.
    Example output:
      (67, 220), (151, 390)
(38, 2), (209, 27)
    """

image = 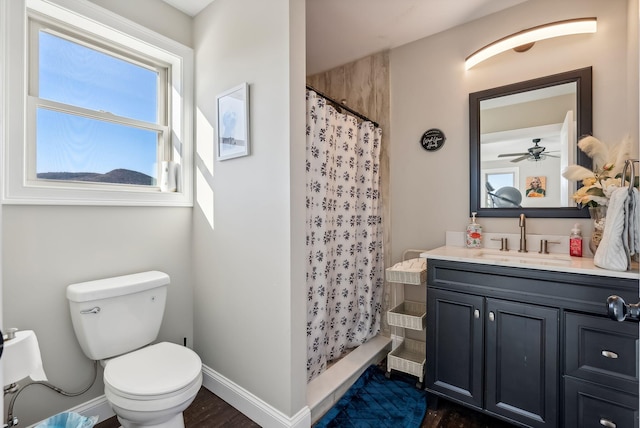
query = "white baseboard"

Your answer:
(72, 395), (115, 422)
(27, 395), (115, 428)
(30, 366), (311, 428)
(201, 365), (311, 428)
